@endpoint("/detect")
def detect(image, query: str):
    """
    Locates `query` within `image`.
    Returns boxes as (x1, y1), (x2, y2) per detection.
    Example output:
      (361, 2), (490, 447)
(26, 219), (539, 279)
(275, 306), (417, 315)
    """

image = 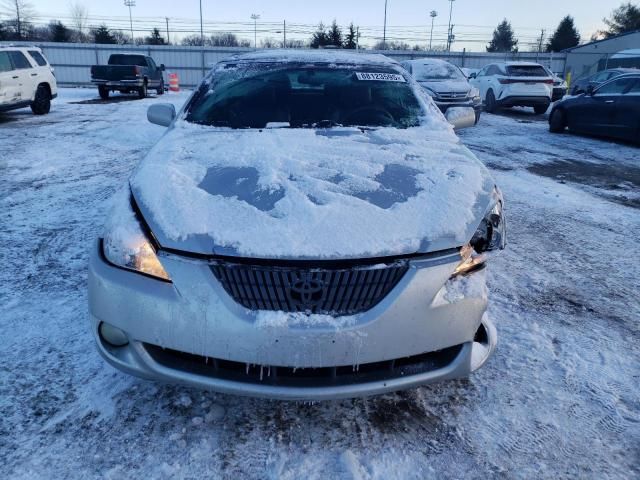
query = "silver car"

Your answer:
(88, 51), (506, 400)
